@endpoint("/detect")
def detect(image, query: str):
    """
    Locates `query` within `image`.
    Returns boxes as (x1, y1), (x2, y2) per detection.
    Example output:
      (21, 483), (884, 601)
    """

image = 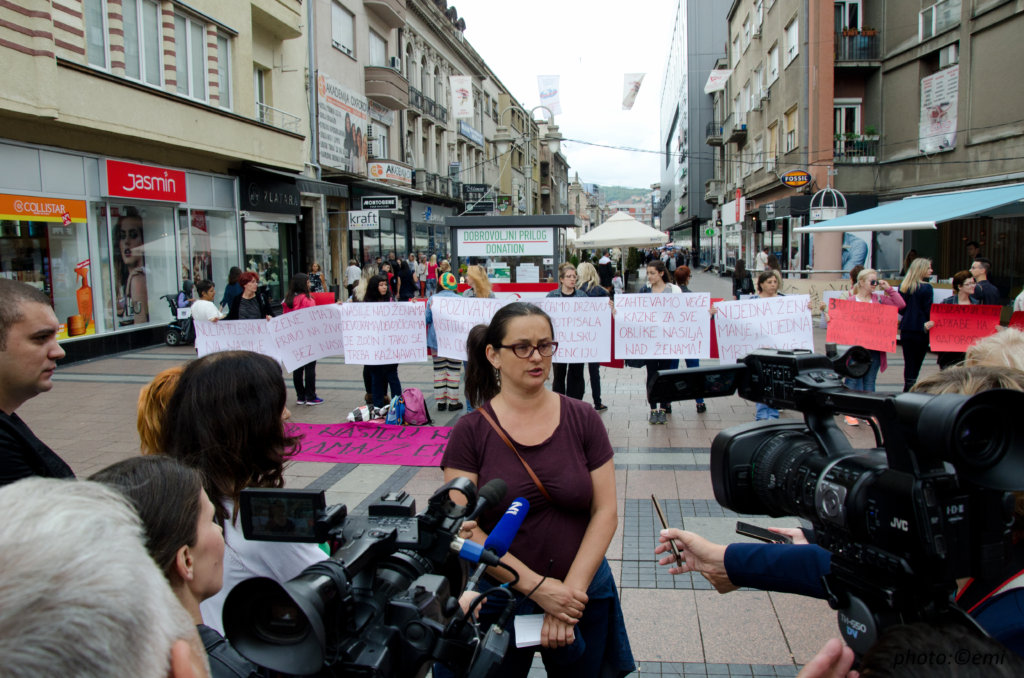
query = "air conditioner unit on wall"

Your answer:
(939, 43), (959, 69)
(389, 56), (401, 70)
